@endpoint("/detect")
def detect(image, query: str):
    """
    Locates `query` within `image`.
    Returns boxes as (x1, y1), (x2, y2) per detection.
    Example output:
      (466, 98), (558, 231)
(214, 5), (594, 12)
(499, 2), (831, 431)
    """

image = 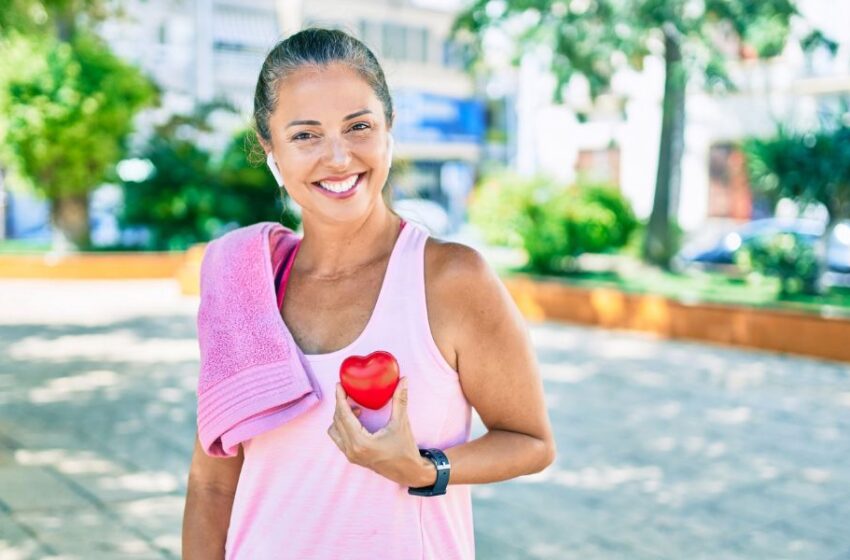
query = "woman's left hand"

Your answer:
(327, 377), (426, 487)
